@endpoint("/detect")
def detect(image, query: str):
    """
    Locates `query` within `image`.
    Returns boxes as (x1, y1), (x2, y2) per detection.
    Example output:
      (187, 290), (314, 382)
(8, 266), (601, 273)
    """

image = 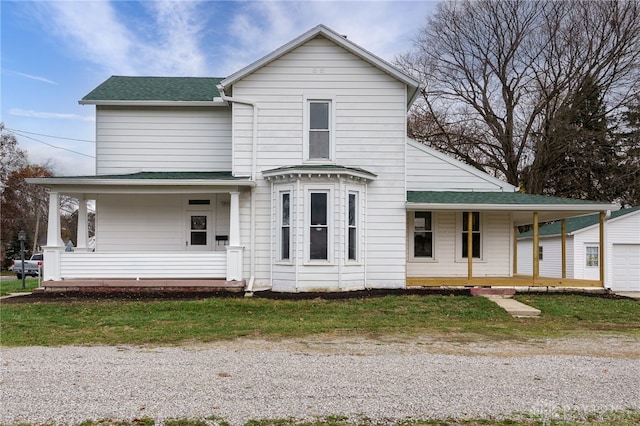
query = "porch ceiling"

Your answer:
(406, 191), (619, 226)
